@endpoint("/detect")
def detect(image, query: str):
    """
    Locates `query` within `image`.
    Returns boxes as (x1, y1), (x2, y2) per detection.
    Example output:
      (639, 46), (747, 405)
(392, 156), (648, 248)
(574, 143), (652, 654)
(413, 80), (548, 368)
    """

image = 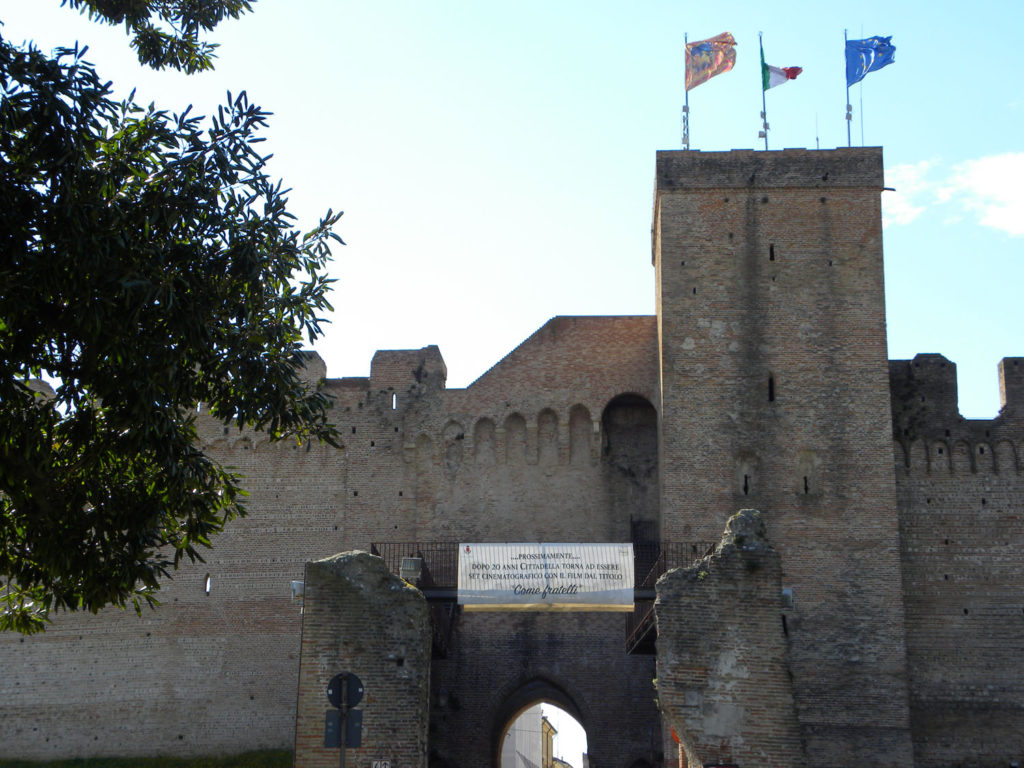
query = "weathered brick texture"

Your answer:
(294, 552), (430, 768)
(653, 148), (914, 766)
(655, 510), (804, 768)
(892, 354), (1024, 767)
